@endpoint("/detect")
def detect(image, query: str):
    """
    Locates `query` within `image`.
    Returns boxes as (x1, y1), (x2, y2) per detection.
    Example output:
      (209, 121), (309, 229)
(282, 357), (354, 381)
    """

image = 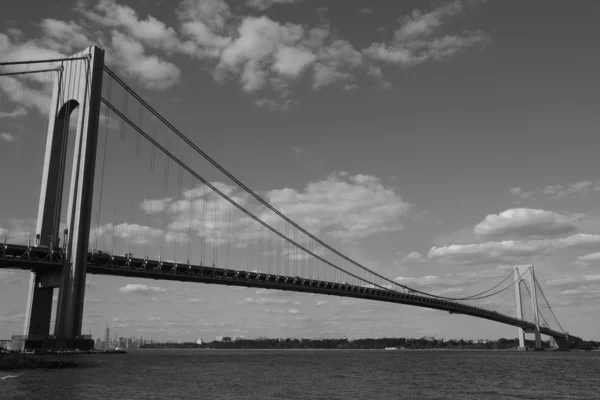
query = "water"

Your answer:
(1, 350), (599, 399)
